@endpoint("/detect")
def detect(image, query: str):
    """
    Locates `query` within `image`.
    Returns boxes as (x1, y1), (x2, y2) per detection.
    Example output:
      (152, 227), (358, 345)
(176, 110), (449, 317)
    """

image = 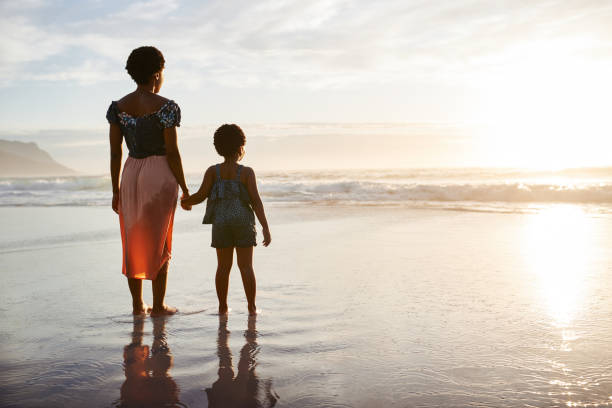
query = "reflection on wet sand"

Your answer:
(118, 316), (180, 408)
(207, 316), (278, 407)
